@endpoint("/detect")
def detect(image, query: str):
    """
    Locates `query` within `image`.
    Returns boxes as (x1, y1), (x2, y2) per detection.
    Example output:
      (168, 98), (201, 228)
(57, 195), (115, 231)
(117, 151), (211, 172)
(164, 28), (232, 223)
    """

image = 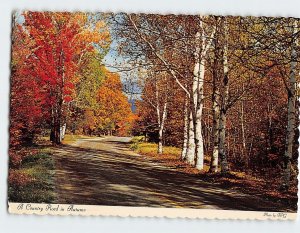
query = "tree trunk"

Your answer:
(240, 99), (246, 156)
(50, 42), (65, 145)
(210, 23), (221, 173)
(155, 76), (168, 155)
(155, 78), (161, 154)
(158, 129), (163, 154)
(50, 107), (55, 142)
(50, 106), (62, 145)
(60, 123), (66, 141)
(191, 31), (201, 167)
(52, 119), (61, 144)
(158, 101), (167, 154)
(219, 17), (229, 173)
(219, 108), (229, 173)
(282, 87), (296, 189)
(282, 20), (298, 190)
(186, 111), (196, 165)
(192, 21), (215, 169)
(210, 88), (220, 172)
(194, 62), (205, 170)
(181, 96), (189, 160)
